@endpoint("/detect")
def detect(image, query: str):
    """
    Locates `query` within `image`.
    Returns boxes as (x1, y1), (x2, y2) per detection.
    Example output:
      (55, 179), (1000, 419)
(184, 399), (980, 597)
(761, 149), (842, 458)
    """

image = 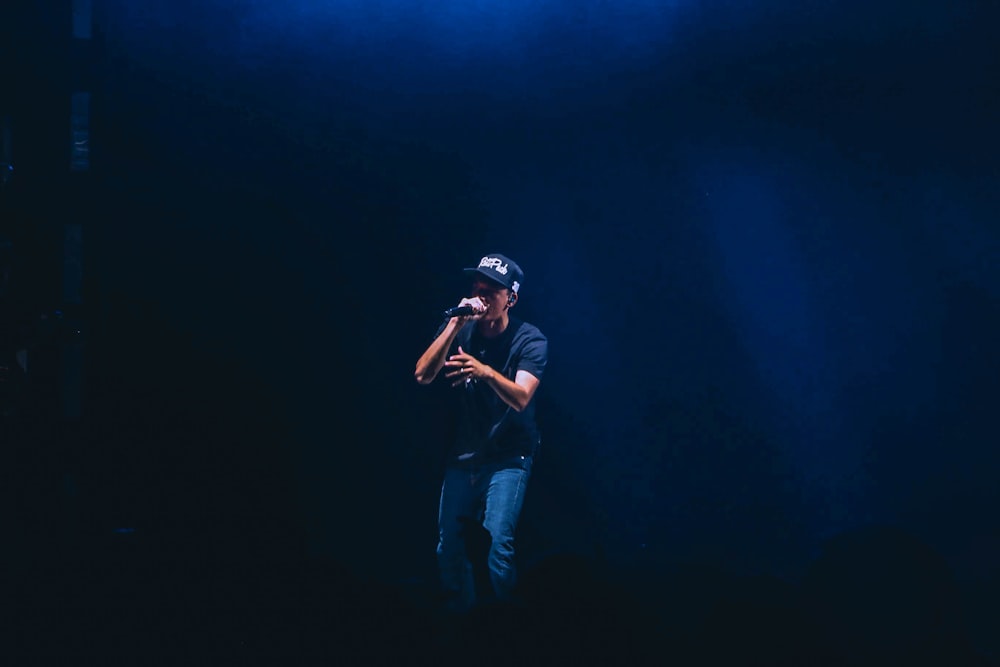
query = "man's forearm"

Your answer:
(414, 319), (460, 384)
